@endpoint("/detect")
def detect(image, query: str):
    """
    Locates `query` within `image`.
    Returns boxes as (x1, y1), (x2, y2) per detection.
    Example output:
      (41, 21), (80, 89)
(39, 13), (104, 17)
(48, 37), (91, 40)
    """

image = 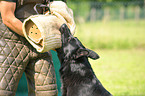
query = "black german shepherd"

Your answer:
(56, 24), (112, 96)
